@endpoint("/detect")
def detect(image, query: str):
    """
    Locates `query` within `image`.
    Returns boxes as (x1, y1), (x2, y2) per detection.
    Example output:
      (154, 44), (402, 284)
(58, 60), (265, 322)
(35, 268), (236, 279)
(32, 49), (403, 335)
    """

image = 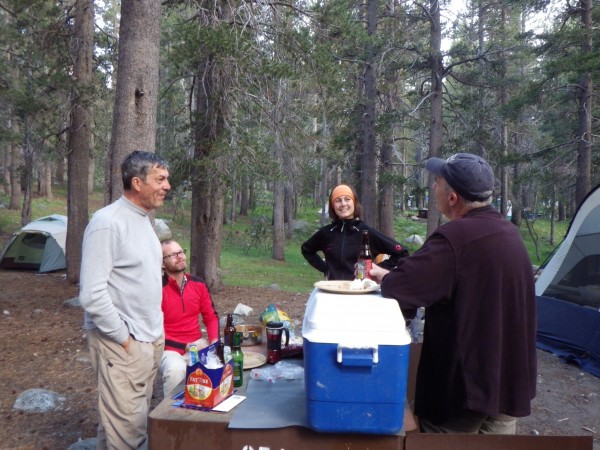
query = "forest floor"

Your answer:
(0, 269), (598, 449)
